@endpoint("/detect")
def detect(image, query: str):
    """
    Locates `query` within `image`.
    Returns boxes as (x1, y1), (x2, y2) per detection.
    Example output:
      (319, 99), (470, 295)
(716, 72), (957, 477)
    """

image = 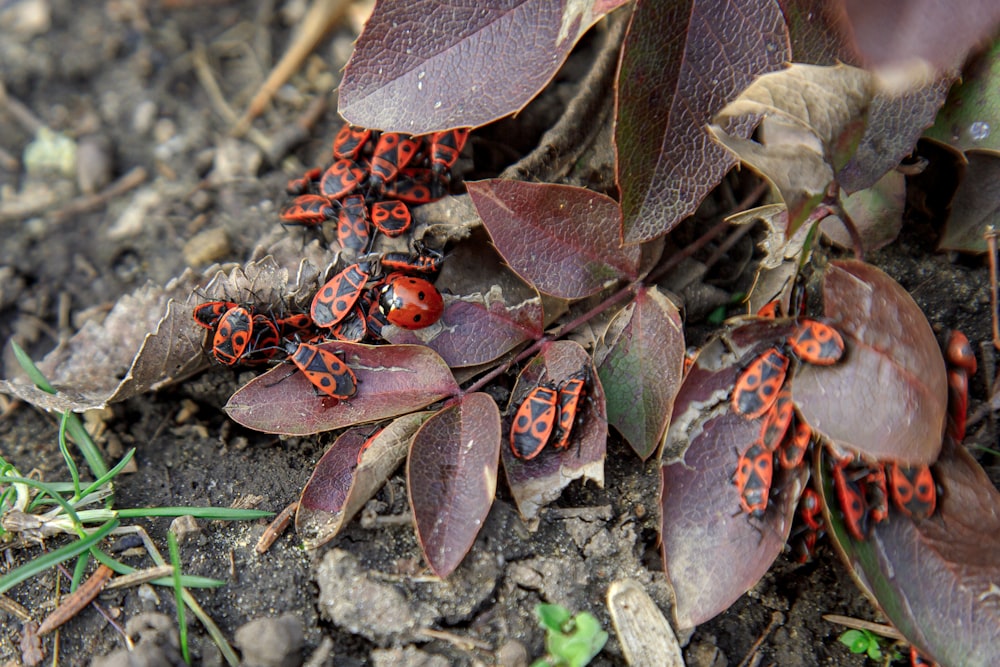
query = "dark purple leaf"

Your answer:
(938, 149), (998, 254)
(616, 0), (790, 243)
(793, 260), (946, 465)
(339, 0), (629, 134)
(661, 319), (806, 629)
(819, 440), (1000, 665)
(468, 180), (638, 298)
(225, 343), (459, 436)
(595, 286), (685, 460)
(297, 413), (431, 548)
(408, 393), (501, 577)
(502, 340), (607, 520)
